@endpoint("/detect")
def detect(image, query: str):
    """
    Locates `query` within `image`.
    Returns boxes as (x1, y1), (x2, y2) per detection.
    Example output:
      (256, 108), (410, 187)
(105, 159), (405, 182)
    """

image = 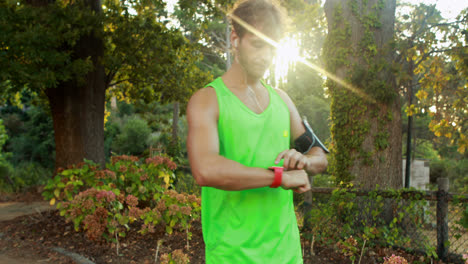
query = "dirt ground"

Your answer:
(0, 191), (458, 264)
